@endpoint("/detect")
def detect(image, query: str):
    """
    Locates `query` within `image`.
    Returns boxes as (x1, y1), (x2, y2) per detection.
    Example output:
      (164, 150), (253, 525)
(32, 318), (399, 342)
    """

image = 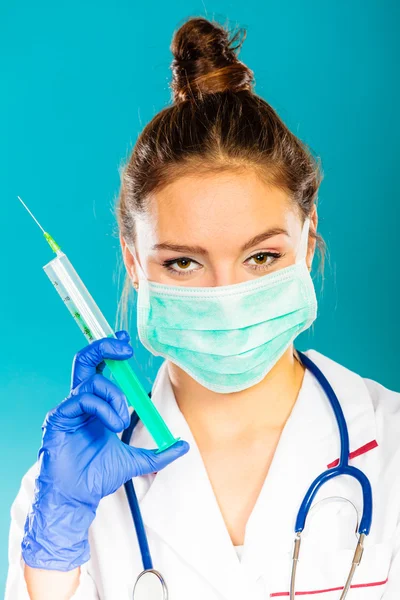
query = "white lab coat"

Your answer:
(5, 349), (400, 599)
